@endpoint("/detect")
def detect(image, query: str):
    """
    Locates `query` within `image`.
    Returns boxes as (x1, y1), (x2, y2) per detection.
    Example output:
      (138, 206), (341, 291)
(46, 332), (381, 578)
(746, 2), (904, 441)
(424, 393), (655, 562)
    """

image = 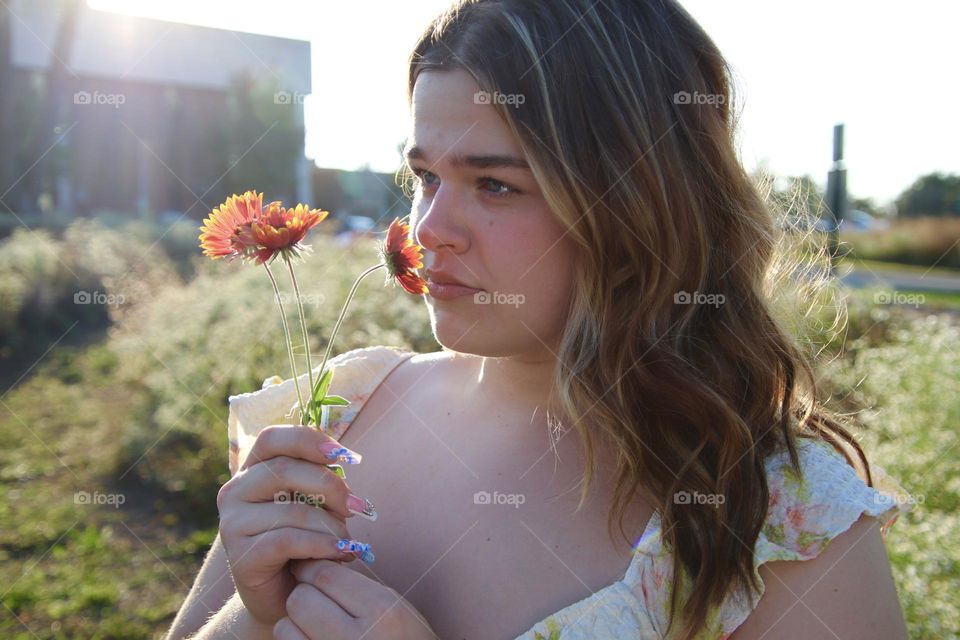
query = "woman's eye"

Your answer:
(412, 169), (439, 189)
(478, 178), (517, 197)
